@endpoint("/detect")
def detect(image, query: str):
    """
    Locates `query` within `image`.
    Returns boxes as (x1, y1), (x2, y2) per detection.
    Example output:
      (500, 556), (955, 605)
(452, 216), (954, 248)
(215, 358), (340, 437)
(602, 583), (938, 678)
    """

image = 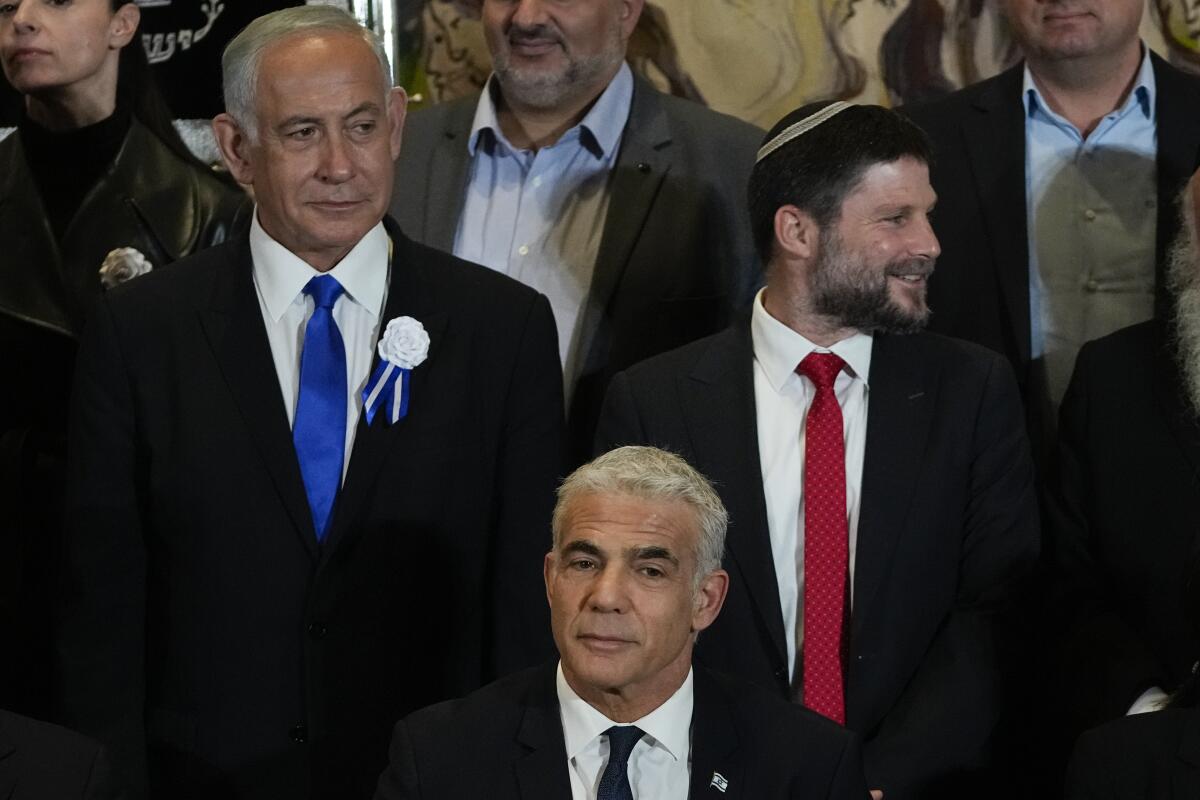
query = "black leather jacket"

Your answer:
(0, 118), (248, 338)
(0, 119), (248, 715)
